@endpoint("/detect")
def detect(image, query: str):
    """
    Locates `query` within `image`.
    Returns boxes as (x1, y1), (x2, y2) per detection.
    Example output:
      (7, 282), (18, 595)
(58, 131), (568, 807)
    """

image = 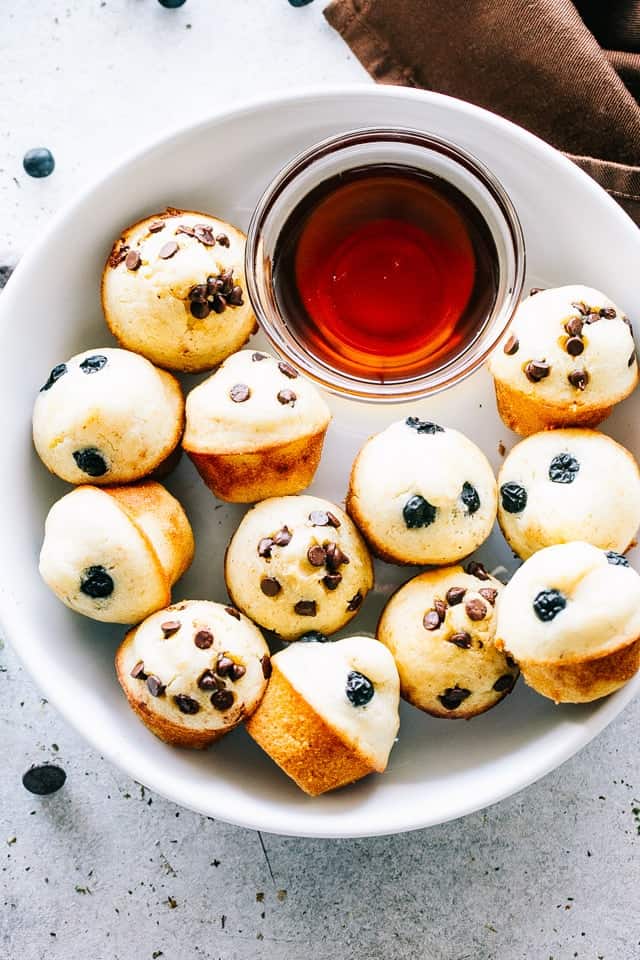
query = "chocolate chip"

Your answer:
(299, 630), (329, 643)
(322, 573), (342, 590)
(212, 294), (227, 313)
(423, 610), (442, 631)
(493, 674), (515, 693)
(307, 545), (326, 566)
(294, 600), (317, 616)
(190, 299), (211, 319)
(324, 542), (349, 571)
(22, 764), (66, 796)
(433, 599), (447, 621)
(606, 550), (629, 567)
(461, 481), (480, 514)
(125, 249), (141, 271)
(448, 632), (472, 649)
(571, 301), (589, 315)
(405, 417), (444, 434)
(506, 655), (516, 669)
(278, 361), (298, 379)
(40, 363), (67, 391)
(252, 352), (268, 361)
(211, 689), (234, 711)
(193, 224), (216, 246)
(446, 586), (466, 606)
(309, 510), (338, 527)
(189, 283), (208, 301)
(174, 694), (200, 715)
(479, 587), (498, 605)
(216, 233), (230, 247)
(403, 494), (437, 529)
(568, 368), (589, 390)
(158, 240), (179, 259)
(258, 537), (274, 558)
(73, 447), (108, 477)
(261, 655), (272, 679)
(194, 629), (213, 649)
(466, 561), (490, 581)
(216, 656), (235, 677)
(197, 669), (218, 691)
(79, 354), (108, 374)
(565, 316), (583, 337)
(503, 334), (519, 355)
(529, 287), (544, 295)
(438, 686), (471, 711)
(277, 389), (297, 406)
(326, 512), (341, 528)
(566, 337), (584, 356)
(273, 527), (292, 547)
(346, 592), (363, 612)
(225, 606), (241, 620)
(549, 453), (580, 484)
(585, 312), (600, 324)
(600, 307), (617, 319)
(533, 588), (566, 621)
(630, 352), (637, 368)
(149, 220), (165, 233)
(260, 577), (281, 597)
(146, 675), (165, 697)
(175, 224), (195, 237)
(230, 383), (250, 403)
(130, 660), (147, 680)
(80, 565), (113, 598)
(161, 620), (181, 638)
(109, 243), (129, 267)
(230, 664), (246, 681)
(227, 285), (244, 307)
(524, 360), (551, 382)
(345, 670), (374, 707)
(500, 482), (527, 514)
(465, 598), (487, 621)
